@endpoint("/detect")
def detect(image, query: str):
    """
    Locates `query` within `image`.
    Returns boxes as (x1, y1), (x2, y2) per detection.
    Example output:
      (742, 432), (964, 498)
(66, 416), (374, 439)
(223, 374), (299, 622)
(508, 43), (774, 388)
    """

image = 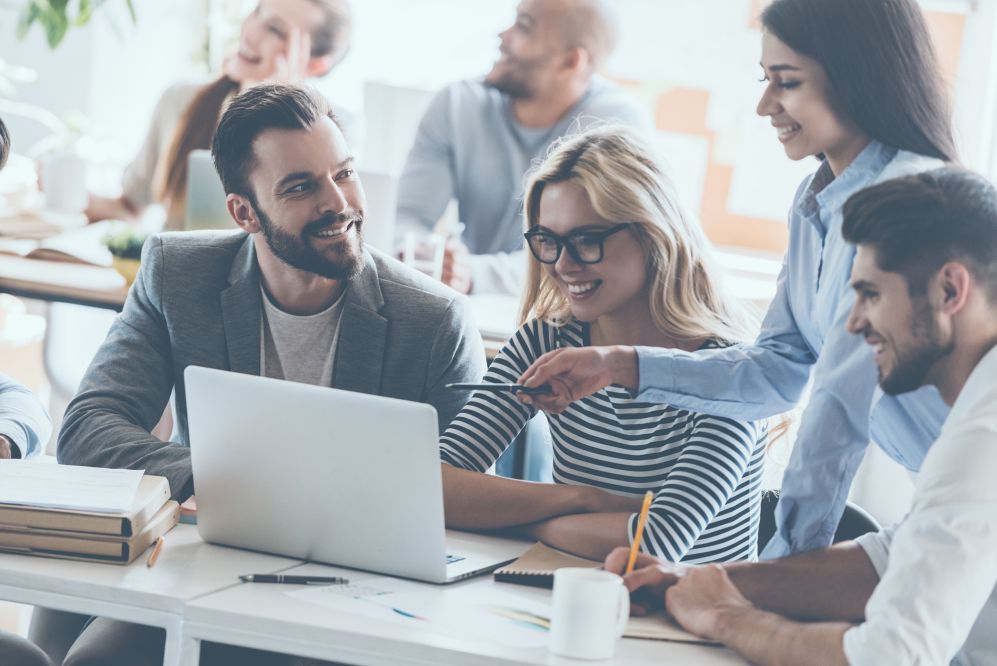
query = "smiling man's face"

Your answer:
(847, 245), (953, 395)
(245, 115), (366, 280)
